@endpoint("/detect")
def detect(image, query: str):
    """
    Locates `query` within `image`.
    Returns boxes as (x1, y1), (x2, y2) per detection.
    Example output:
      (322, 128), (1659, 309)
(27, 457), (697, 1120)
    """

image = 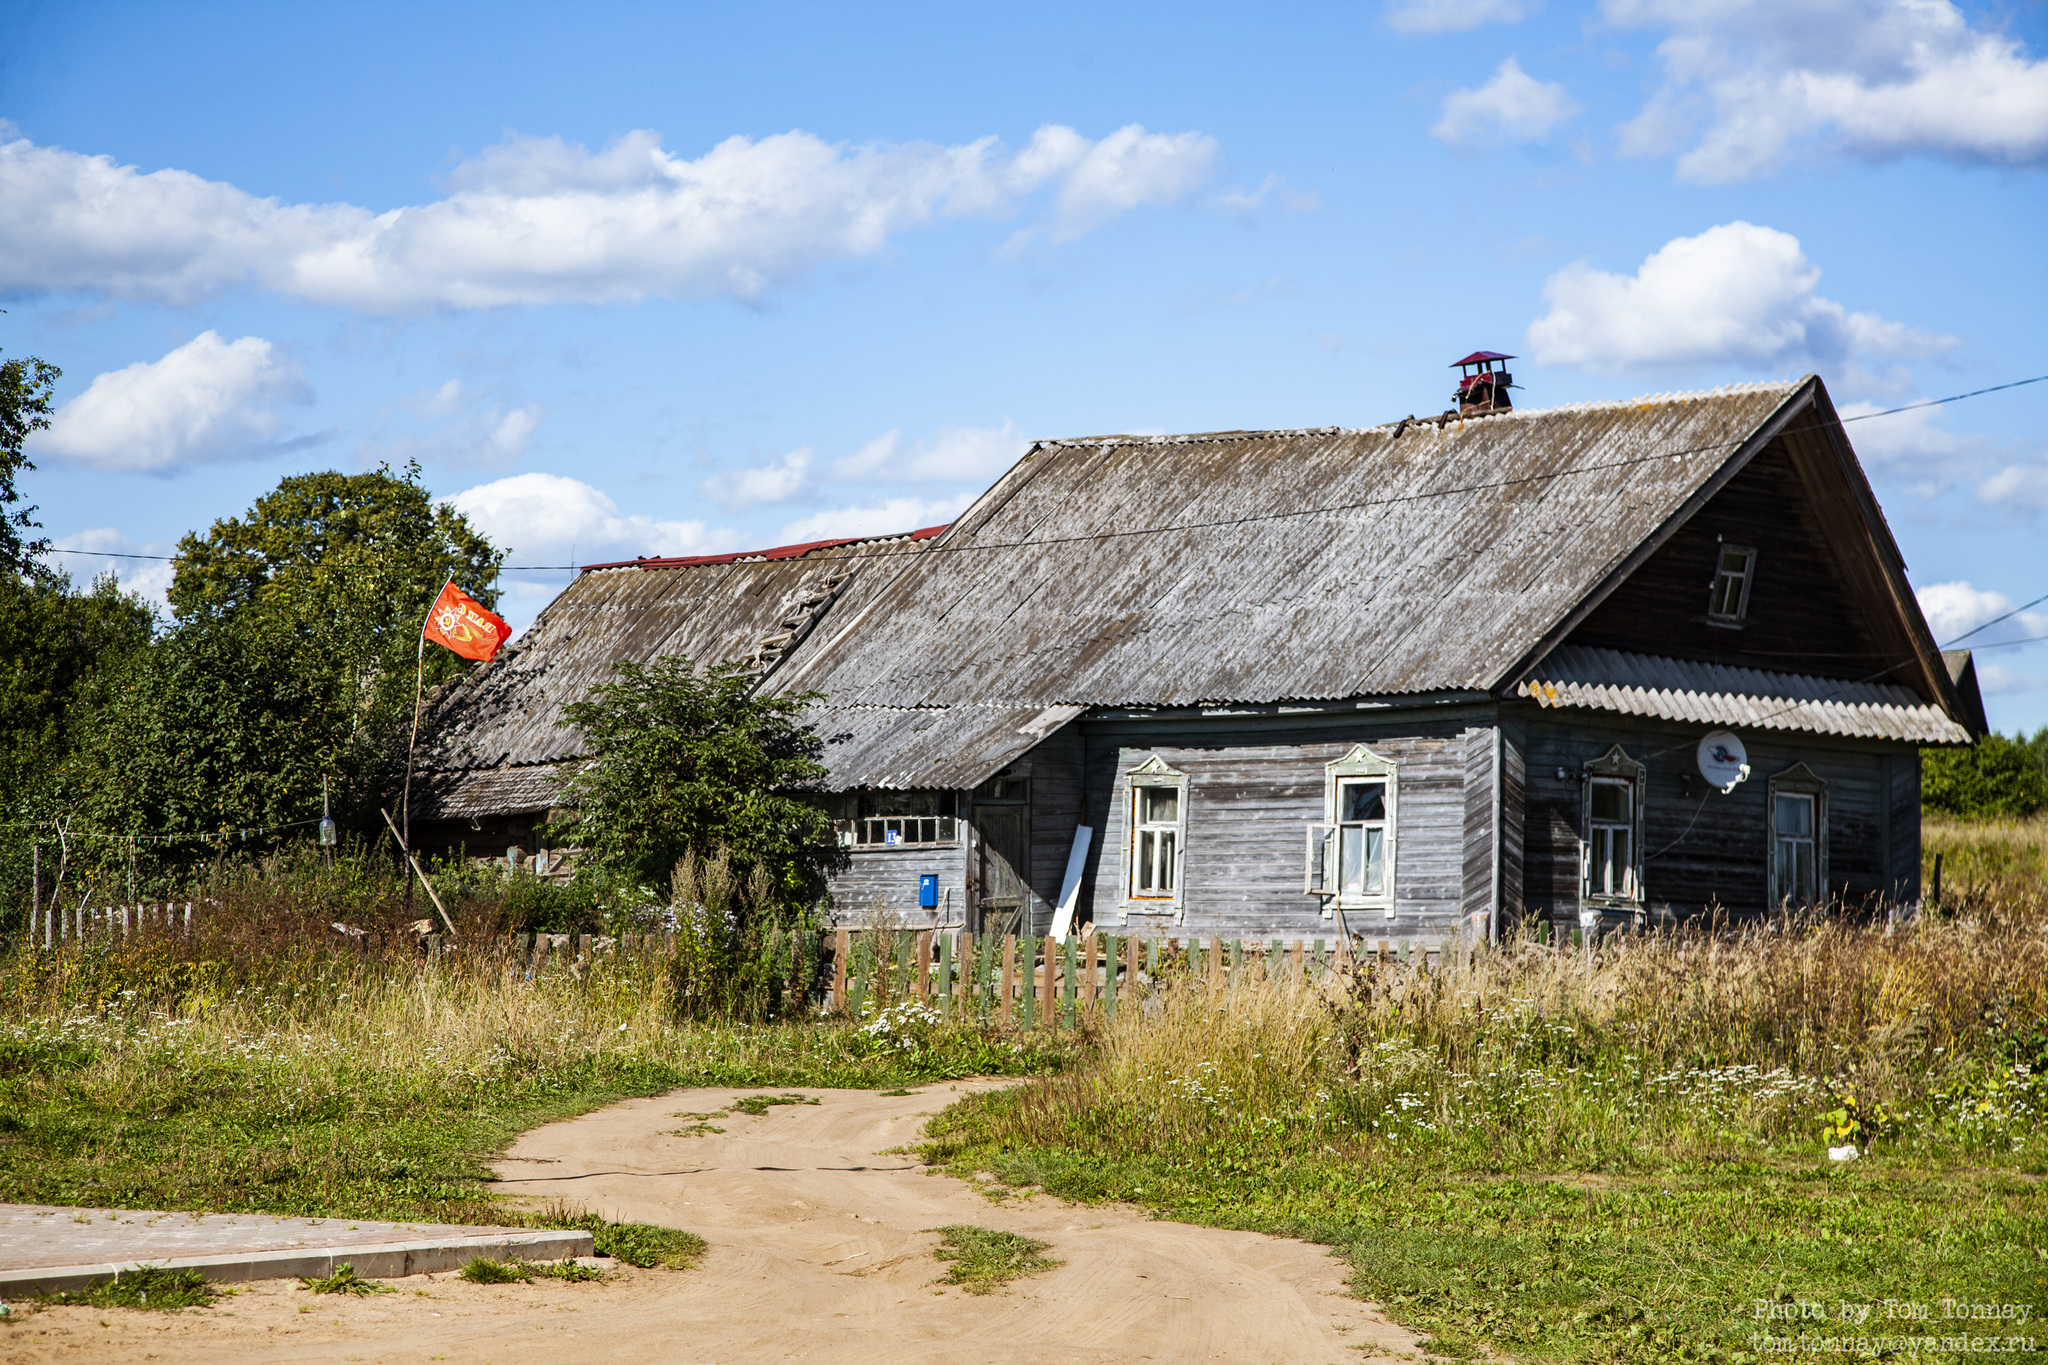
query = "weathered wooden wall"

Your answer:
(1565, 436), (1906, 682)
(826, 840), (970, 926)
(1515, 705), (1918, 924)
(1061, 712), (1503, 938)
